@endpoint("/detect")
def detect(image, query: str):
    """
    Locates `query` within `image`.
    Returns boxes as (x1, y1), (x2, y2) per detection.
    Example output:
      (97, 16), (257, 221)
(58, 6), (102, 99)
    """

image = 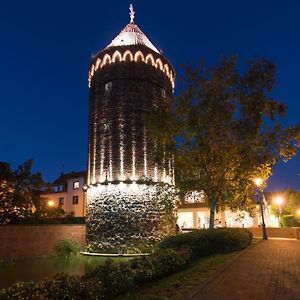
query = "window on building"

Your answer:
(105, 82), (112, 92)
(73, 196), (79, 205)
(73, 181), (80, 189)
(53, 185), (64, 192)
(59, 197), (64, 206)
